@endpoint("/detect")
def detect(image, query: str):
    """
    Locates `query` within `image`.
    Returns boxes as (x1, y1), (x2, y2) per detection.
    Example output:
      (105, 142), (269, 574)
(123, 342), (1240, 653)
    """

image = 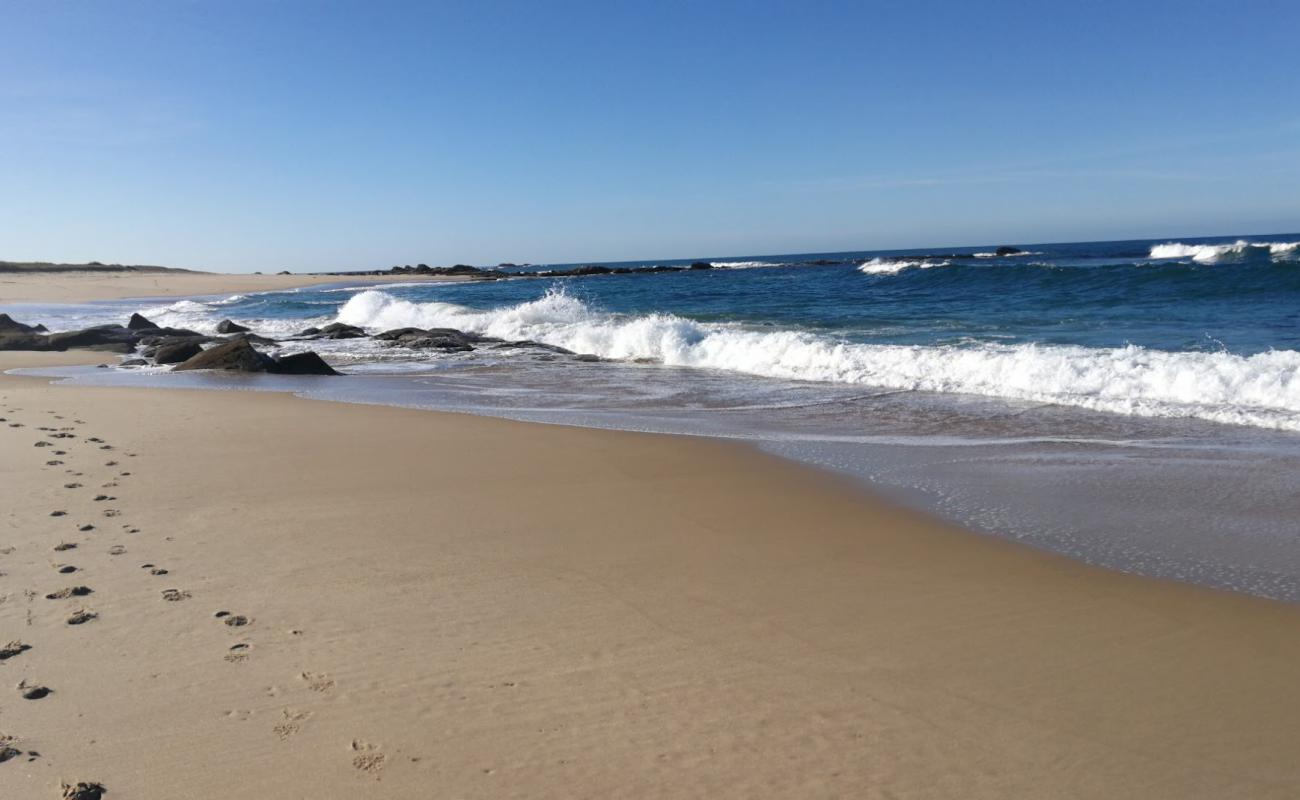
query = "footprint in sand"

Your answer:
(61, 781), (106, 800)
(350, 740), (387, 775)
(225, 643), (251, 663)
(161, 588), (191, 602)
(102, 509), (120, 517)
(53, 542), (76, 552)
(215, 612), (251, 627)
(1, 733), (41, 764)
(78, 524), (94, 532)
(107, 545), (126, 556)
(0, 641), (32, 662)
(45, 586), (92, 600)
(273, 709), (312, 739)
(17, 681), (52, 700)
(56, 565), (78, 574)
(46, 460), (63, 466)
(50, 510), (67, 517)
(66, 610), (97, 625)
(301, 672), (336, 692)
(64, 483), (82, 489)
